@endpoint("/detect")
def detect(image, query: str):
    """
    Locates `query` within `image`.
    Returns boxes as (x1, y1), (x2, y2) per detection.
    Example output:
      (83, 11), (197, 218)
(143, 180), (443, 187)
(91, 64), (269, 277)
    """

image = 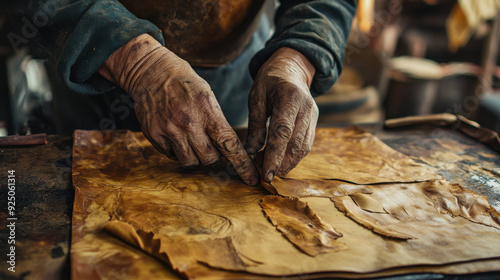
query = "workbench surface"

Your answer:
(1, 124), (500, 280)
